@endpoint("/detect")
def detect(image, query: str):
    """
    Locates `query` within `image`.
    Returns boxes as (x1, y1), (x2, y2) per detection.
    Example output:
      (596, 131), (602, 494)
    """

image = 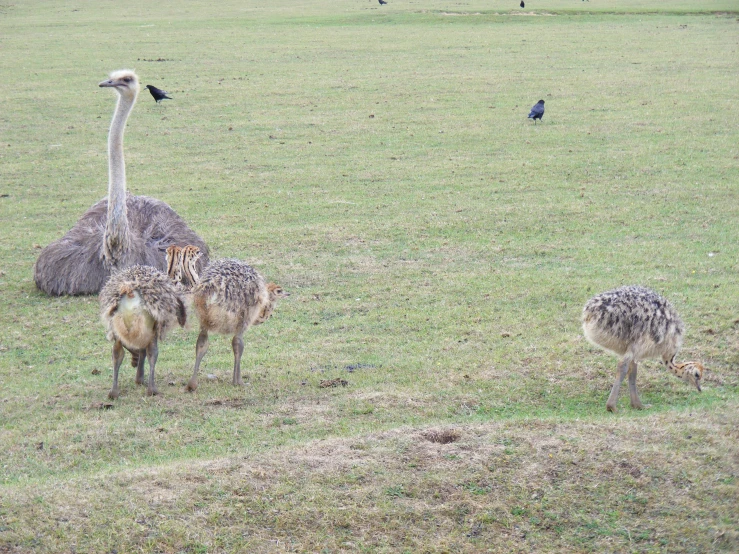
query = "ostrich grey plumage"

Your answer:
(582, 285), (704, 412)
(185, 257), (288, 392)
(99, 265), (186, 399)
(33, 70), (208, 296)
